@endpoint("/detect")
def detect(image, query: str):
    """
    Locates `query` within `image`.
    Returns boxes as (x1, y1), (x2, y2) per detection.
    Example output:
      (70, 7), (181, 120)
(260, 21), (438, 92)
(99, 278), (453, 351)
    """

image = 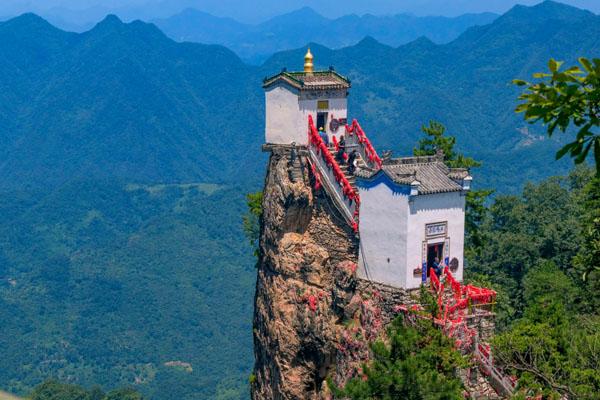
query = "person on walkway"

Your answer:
(318, 127), (329, 146)
(347, 150), (358, 174)
(433, 257), (443, 277)
(336, 135), (346, 163)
